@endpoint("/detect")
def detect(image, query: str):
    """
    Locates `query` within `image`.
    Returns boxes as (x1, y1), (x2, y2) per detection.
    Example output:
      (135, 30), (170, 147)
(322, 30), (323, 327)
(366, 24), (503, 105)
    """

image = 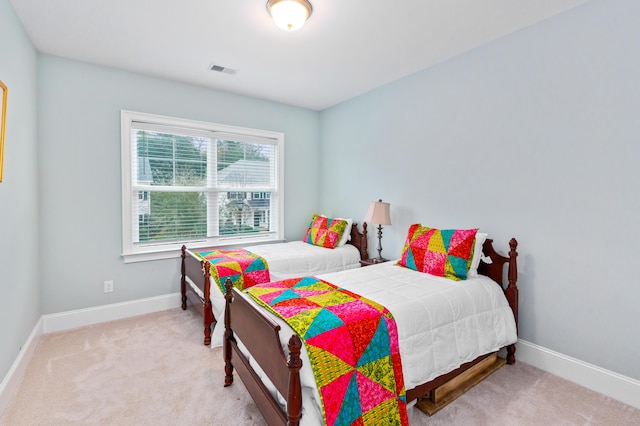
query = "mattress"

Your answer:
(233, 261), (518, 425)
